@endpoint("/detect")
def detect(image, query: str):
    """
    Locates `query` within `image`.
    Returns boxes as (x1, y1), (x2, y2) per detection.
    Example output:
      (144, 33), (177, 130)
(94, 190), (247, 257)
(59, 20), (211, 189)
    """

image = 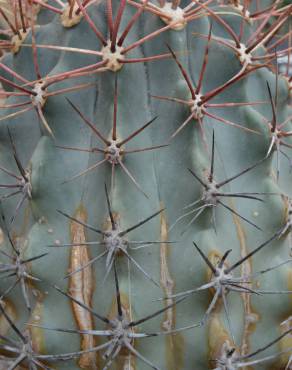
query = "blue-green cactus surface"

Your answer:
(0, 1), (292, 369)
